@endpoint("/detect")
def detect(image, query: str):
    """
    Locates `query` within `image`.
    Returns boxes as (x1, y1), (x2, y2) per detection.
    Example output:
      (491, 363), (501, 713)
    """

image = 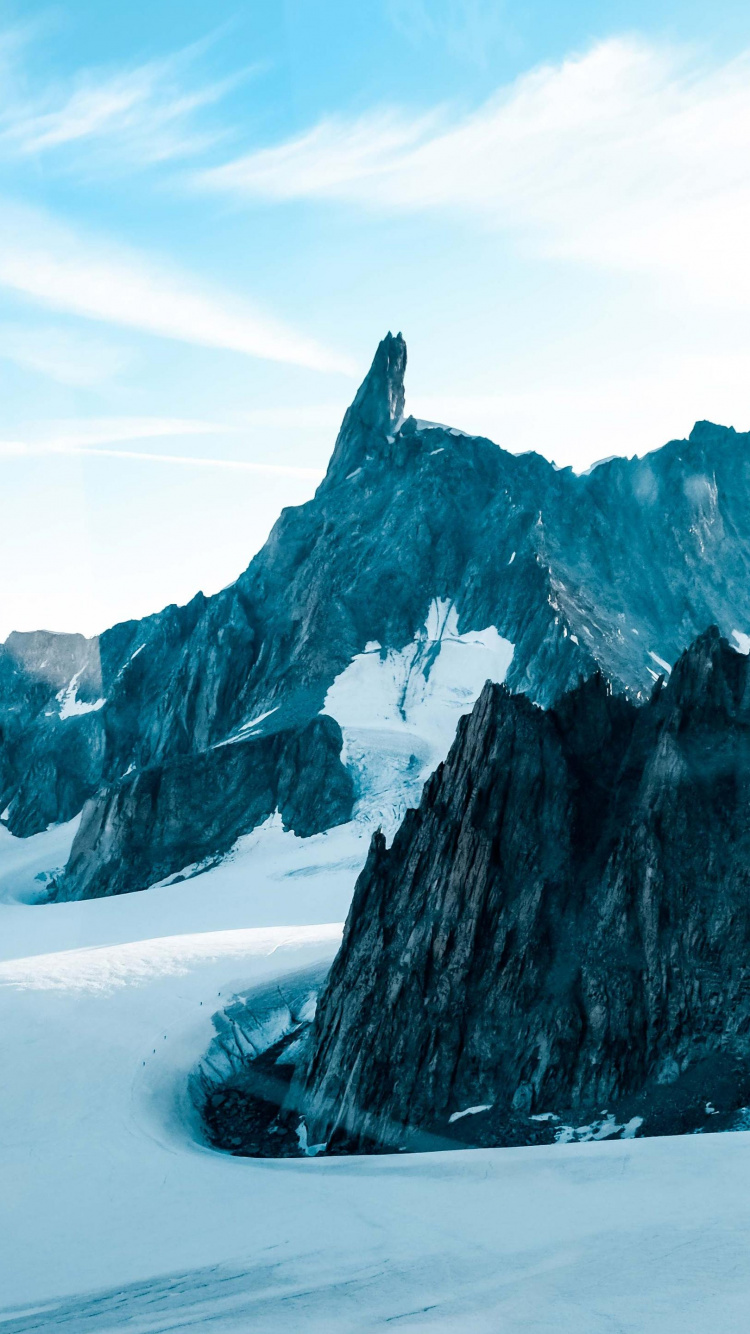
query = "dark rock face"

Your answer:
(6, 331), (750, 896)
(57, 715), (354, 900)
(0, 631), (105, 836)
(297, 628), (750, 1150)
